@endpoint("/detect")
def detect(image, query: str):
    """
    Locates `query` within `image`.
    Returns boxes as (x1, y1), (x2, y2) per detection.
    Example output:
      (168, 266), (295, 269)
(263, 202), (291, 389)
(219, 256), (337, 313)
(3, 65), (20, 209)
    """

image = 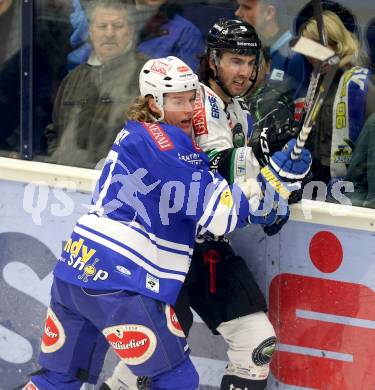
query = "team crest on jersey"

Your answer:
(143, 123), (174, 151)
(41, 307), (66, 353)
(165, 304), (185, 337)
(103, 324), (157, 365)
(23, 383), (39, 390)
(193, 91), (208, 136)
